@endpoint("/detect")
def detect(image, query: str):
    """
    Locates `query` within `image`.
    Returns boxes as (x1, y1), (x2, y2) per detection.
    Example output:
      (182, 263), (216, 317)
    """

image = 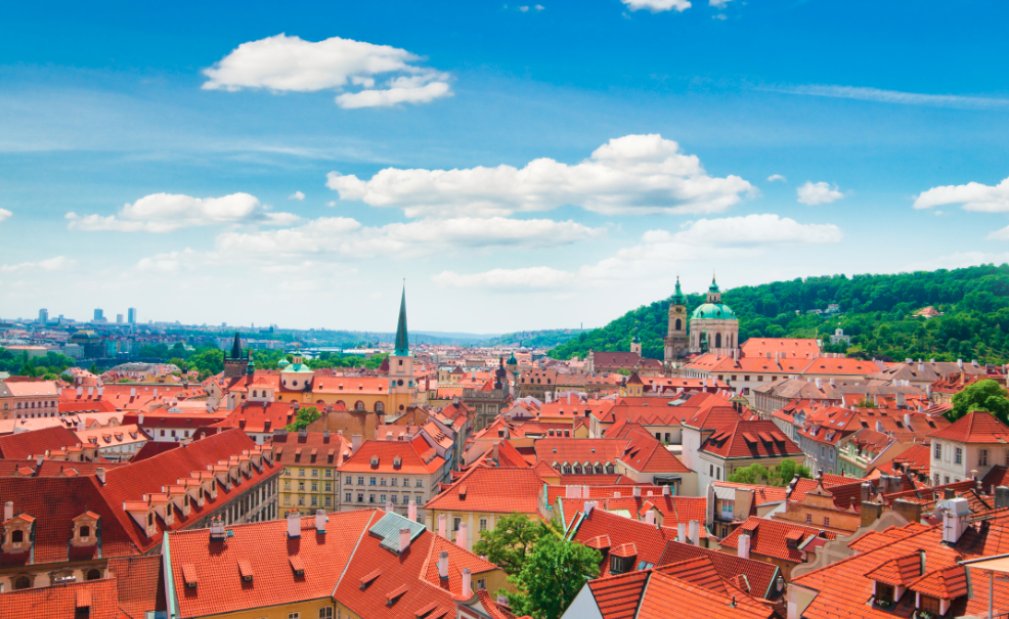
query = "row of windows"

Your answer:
(933, 442), (1006, 467)
(345, 476), (424, 488)
(284, 481), (333, 492)
(12, 400), (57, 409)
(292, 468), (333, 477)
(348, 492), (425, 505)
